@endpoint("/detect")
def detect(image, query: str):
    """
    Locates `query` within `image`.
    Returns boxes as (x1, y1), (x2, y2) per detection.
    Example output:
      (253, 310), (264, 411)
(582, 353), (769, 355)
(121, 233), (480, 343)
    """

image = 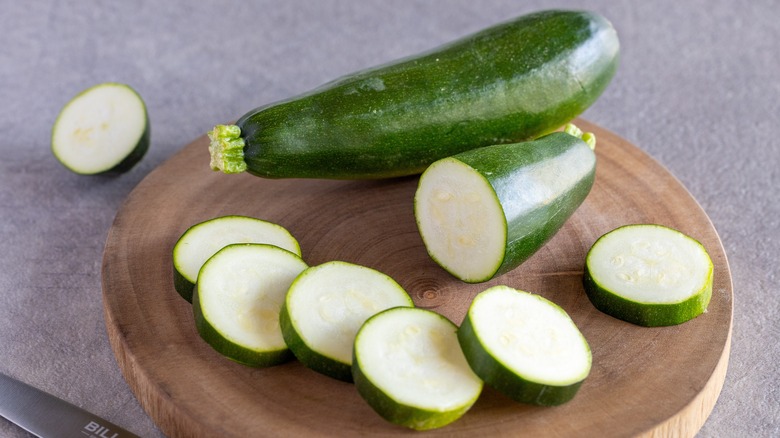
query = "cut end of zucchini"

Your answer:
(458, 286), (591, 406)
(563, 123), (596, 150)
(208, 124), (247, 174)
(353, 307), (483, 430)
(51, 82), (149, 175)
(414, 158), (507, 283)
(584, 224), (714, 327)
